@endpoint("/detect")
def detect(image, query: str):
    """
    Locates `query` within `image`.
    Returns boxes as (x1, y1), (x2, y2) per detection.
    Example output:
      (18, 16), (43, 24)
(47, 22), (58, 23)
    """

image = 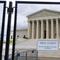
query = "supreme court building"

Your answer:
(27, 9), (60, 39)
